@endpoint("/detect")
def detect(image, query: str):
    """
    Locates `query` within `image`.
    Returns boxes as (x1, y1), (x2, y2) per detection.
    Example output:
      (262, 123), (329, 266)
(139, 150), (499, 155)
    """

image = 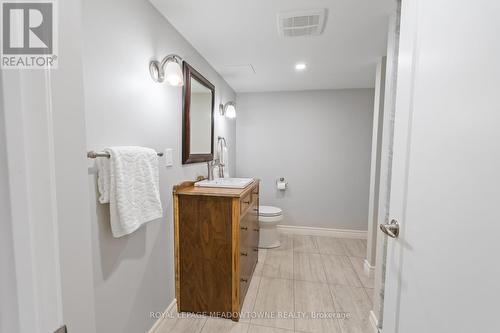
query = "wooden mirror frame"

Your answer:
(182, 61), (215, 164)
